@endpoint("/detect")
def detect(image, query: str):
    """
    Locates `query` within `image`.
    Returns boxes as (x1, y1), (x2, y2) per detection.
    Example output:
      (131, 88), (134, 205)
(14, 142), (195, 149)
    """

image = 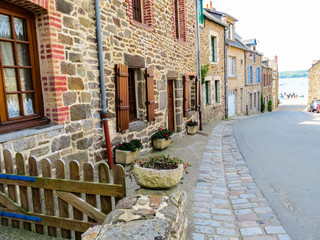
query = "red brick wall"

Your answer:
(172, 0), (187, 42)
(126, 0), (155, 31)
